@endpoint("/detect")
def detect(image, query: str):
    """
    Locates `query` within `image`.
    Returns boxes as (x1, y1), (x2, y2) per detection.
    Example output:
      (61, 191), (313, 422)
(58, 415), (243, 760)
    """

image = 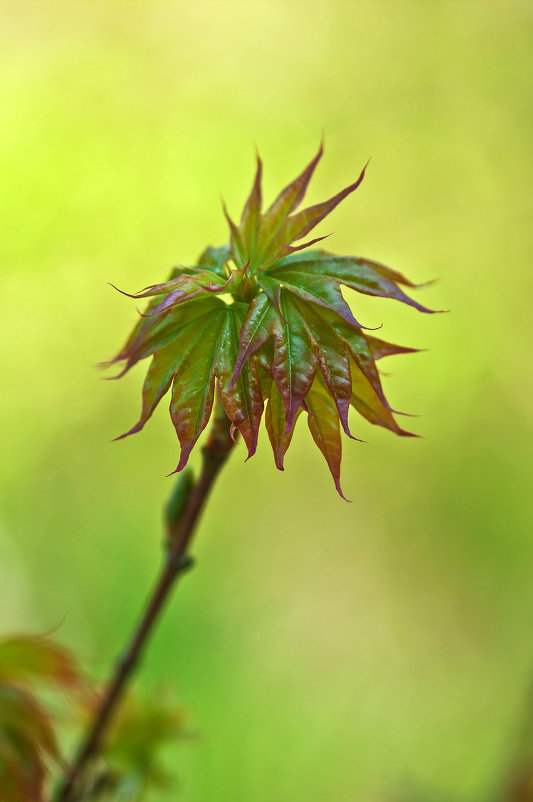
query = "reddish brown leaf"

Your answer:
(305, 375), (347, 500)
(265, 380), (301, 470)
(0, 636), (81, 689)
(365, 335), (420, 360)
(240, 154), (263, 262)
(349, 357), (416, 437)
(271, 292), (317, 432)
(223, 203), (247, 269)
